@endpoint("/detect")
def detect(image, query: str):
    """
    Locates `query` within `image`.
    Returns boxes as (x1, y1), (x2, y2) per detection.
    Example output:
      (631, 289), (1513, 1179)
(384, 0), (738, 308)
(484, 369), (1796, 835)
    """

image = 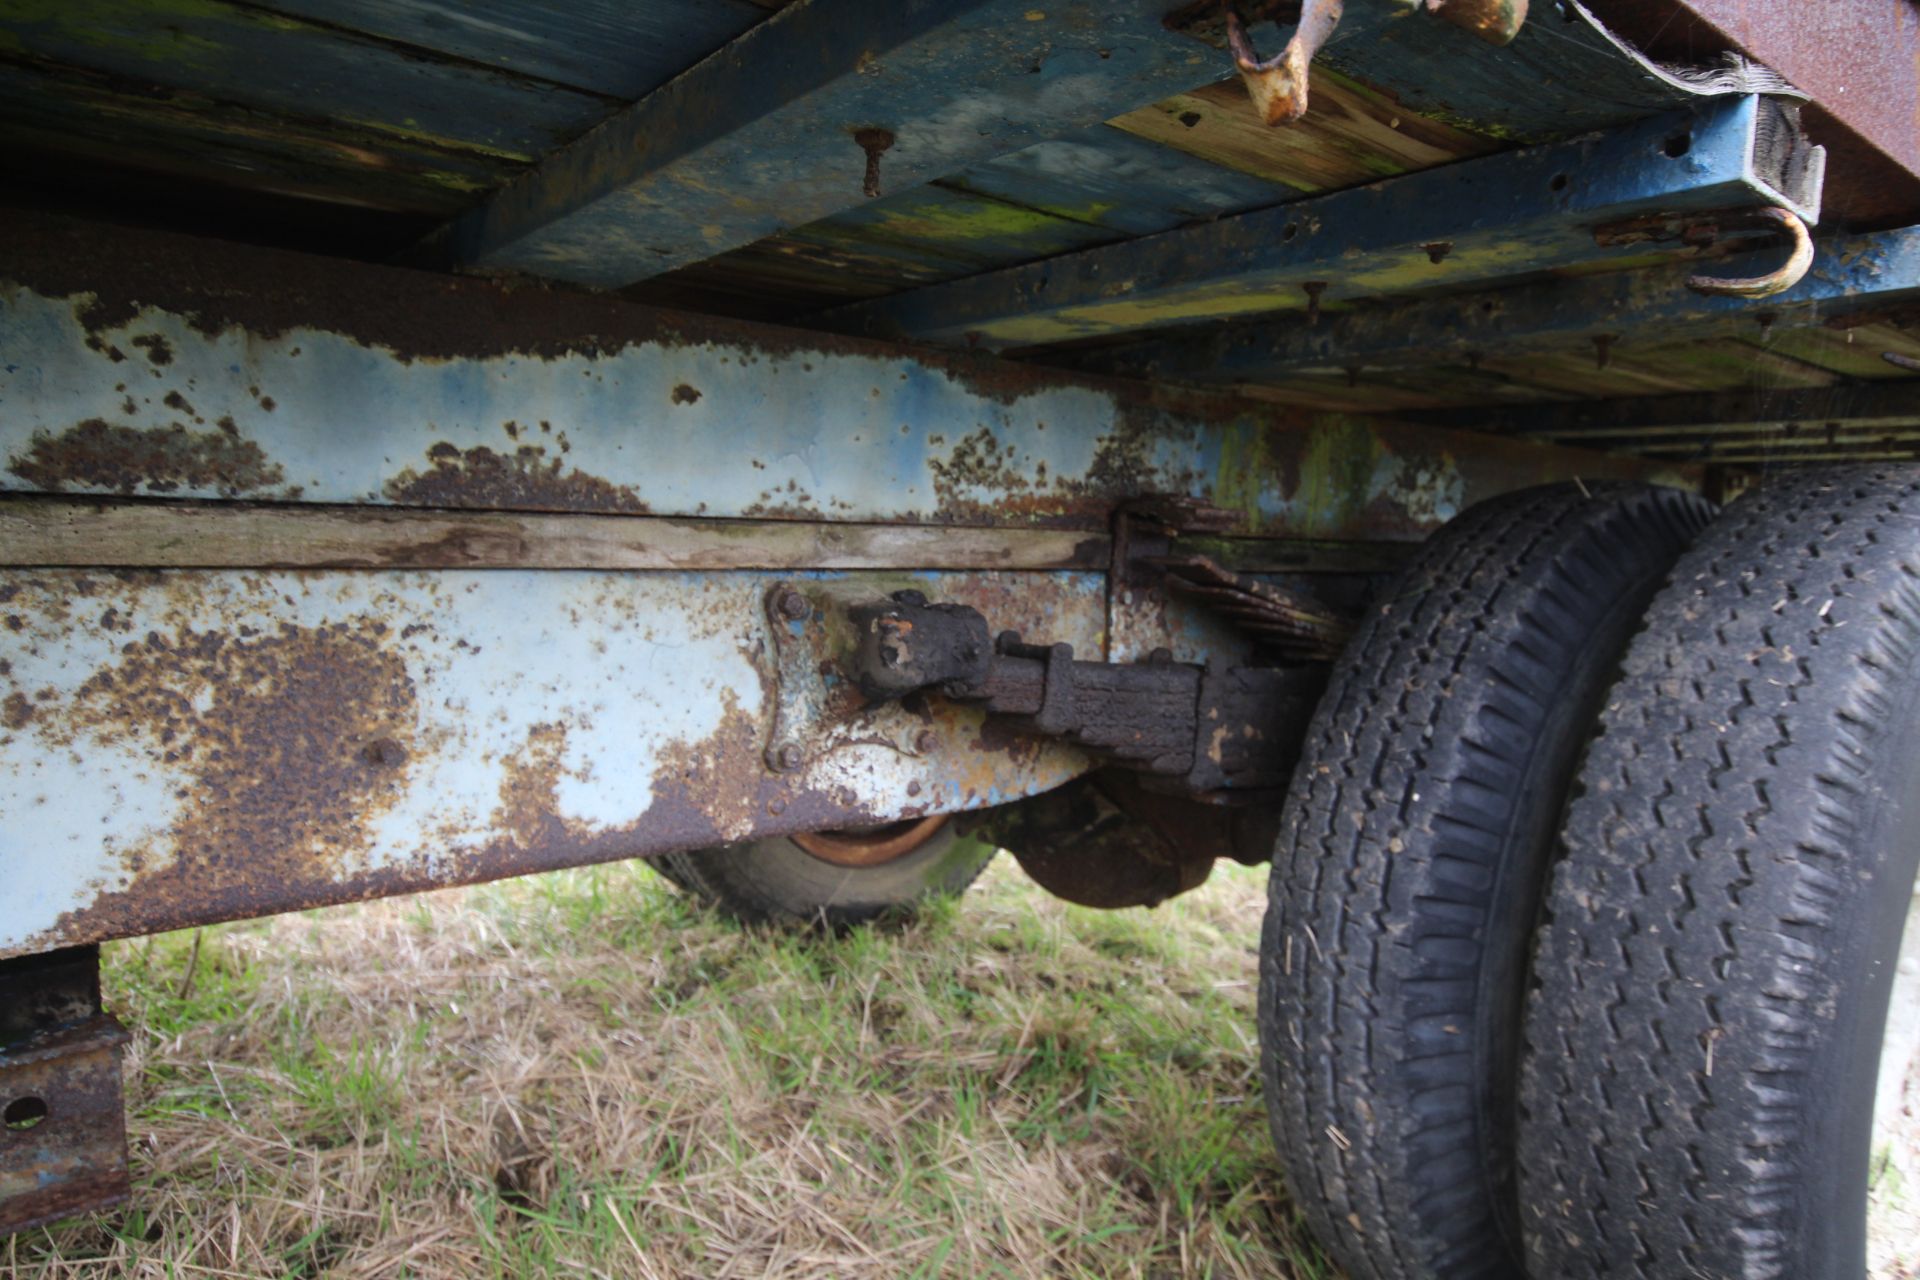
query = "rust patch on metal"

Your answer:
(922, 404), (1211, 528)
(468, 691), (888, 874)
(128, 334), (172, 367)
(670, 383), (703, 405)
(382, 443), (652, 514)
(6, 419), (285, 496)
(34, 615), (418, 942)
(1, 692), (31, 730)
